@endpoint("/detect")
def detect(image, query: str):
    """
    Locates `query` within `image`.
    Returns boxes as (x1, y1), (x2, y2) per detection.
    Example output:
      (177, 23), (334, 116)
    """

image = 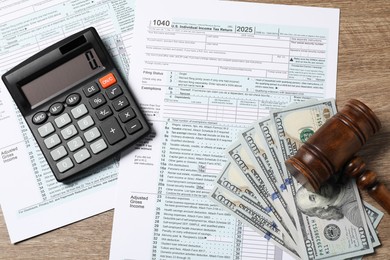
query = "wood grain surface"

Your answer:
(1, 0), (389, 259)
